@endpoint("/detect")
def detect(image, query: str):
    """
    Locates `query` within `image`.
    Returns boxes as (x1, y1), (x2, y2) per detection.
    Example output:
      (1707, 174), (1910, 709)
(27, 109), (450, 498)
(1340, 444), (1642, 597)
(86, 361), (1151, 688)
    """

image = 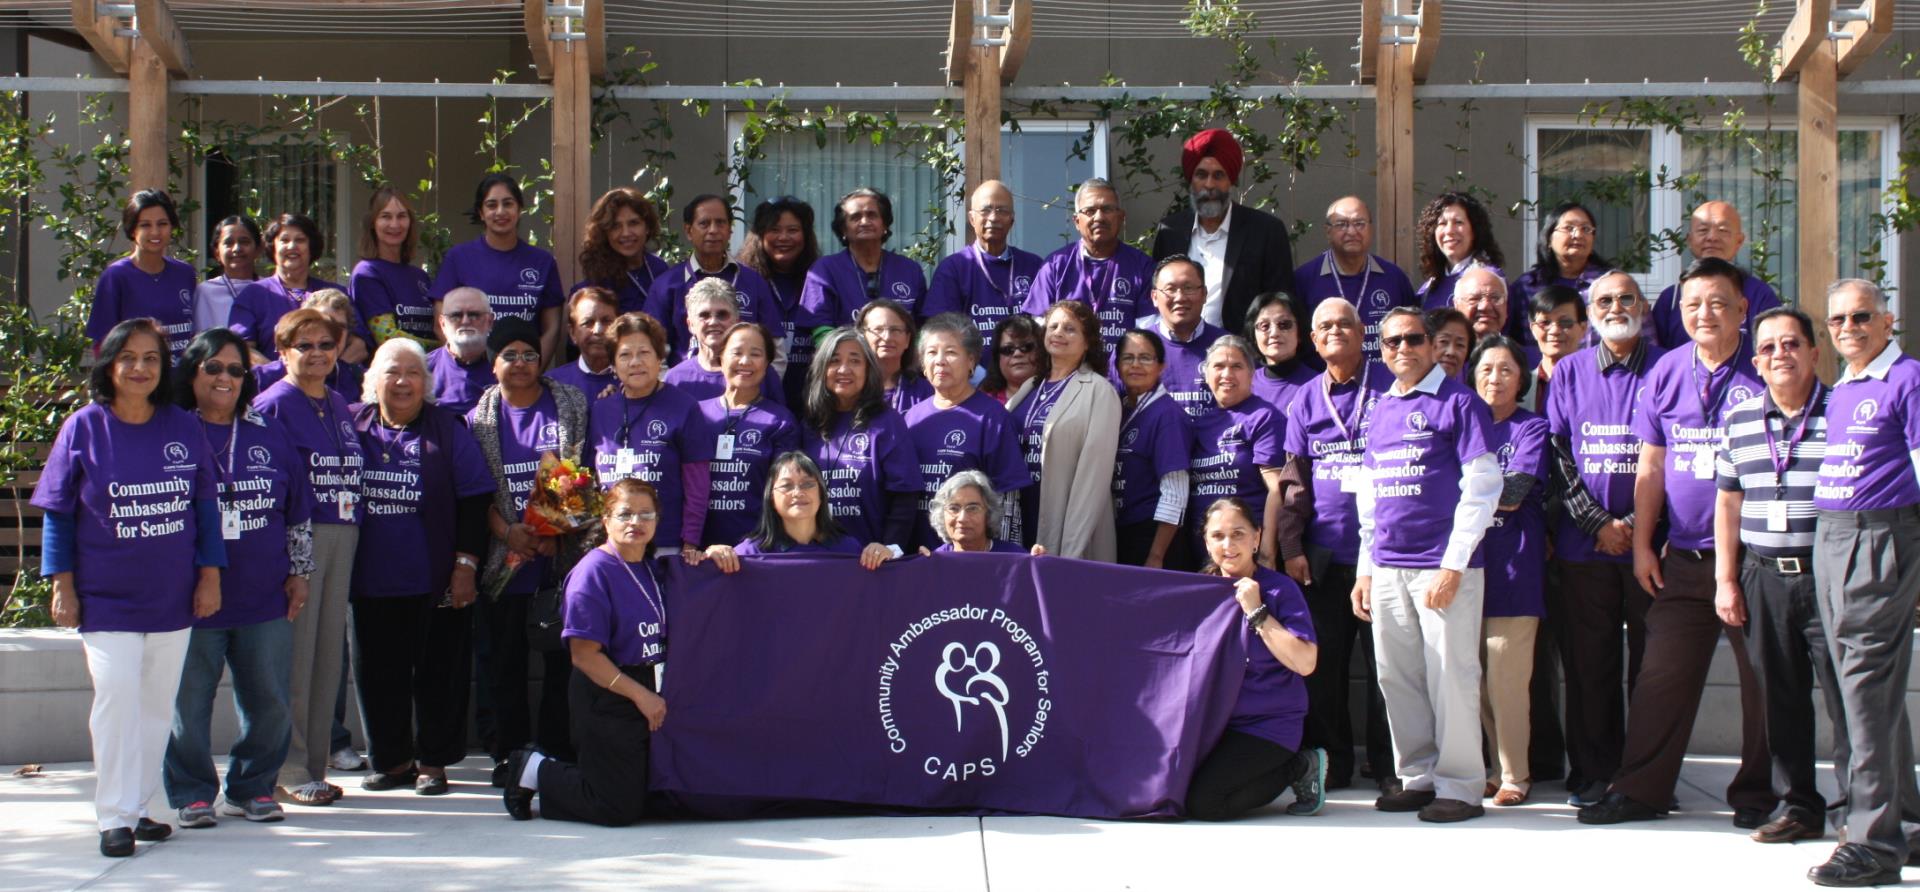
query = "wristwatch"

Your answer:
(454, 555), (480, 571)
